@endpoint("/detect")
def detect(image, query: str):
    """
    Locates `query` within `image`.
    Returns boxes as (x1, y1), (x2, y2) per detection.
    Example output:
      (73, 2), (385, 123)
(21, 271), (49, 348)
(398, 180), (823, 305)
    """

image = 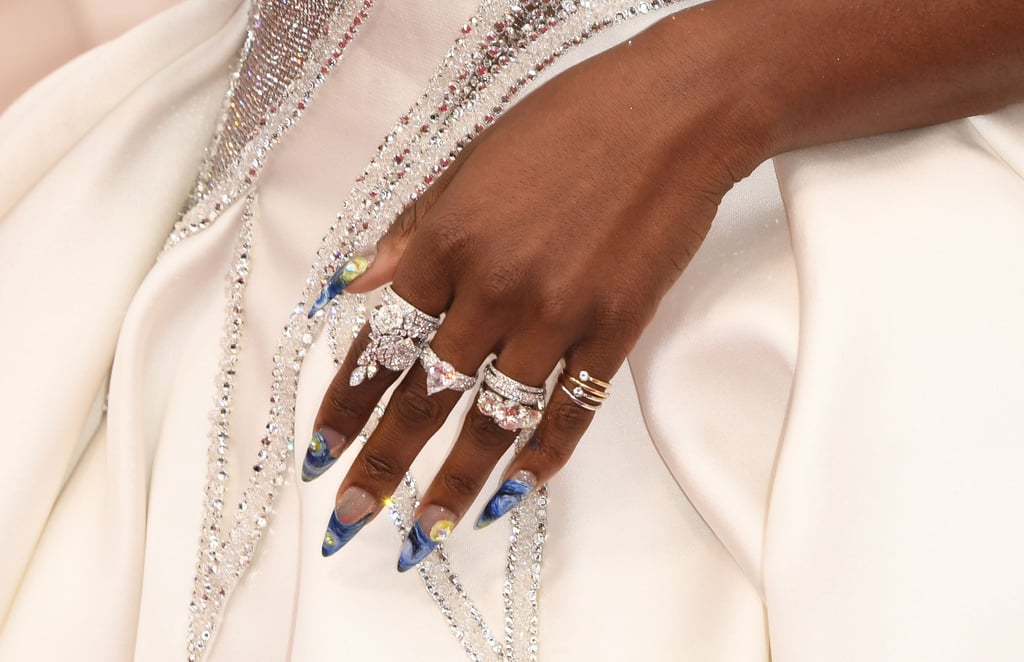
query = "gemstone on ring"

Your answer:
(420, 346), (477, 395)
(475, 388), (543, 431)
(349, 285), (440, 386)
(557, 367), (611, 412)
